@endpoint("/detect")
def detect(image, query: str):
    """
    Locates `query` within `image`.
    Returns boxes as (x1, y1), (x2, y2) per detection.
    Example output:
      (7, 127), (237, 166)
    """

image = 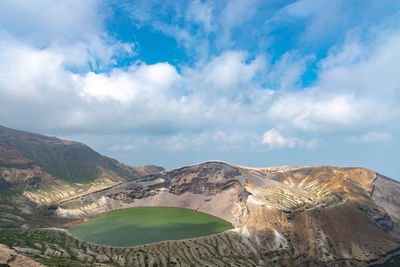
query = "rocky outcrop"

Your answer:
(366, 207), (400, 242)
